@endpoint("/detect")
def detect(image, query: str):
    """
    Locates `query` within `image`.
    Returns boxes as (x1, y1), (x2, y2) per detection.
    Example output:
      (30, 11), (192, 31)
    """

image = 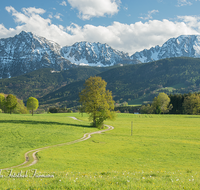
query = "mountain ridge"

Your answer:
(0, 31), (74, 79)
(61, 41), (139, 67)
(0, 31), (138, 78)
(1, 31), (200, 78)
(131, 35), (200, 62)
